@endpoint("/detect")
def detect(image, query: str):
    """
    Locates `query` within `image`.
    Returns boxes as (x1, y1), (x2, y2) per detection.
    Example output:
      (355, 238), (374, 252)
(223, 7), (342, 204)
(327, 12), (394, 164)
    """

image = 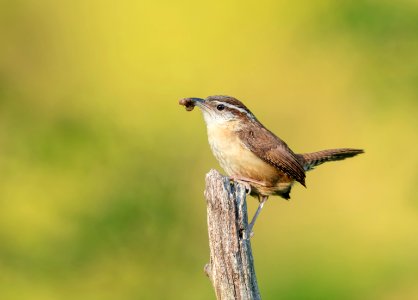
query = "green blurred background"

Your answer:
(1, 0), (417, 299)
